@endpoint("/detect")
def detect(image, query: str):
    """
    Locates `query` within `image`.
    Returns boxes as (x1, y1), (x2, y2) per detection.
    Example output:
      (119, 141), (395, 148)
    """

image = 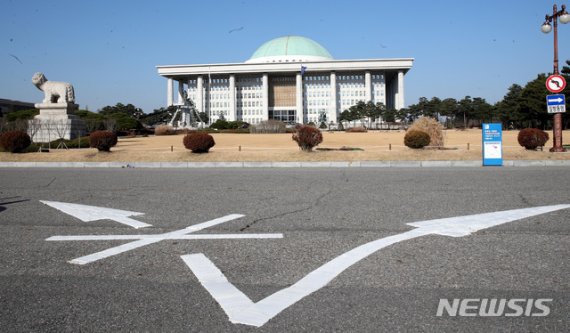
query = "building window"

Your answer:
(269, 109), (296, 124)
